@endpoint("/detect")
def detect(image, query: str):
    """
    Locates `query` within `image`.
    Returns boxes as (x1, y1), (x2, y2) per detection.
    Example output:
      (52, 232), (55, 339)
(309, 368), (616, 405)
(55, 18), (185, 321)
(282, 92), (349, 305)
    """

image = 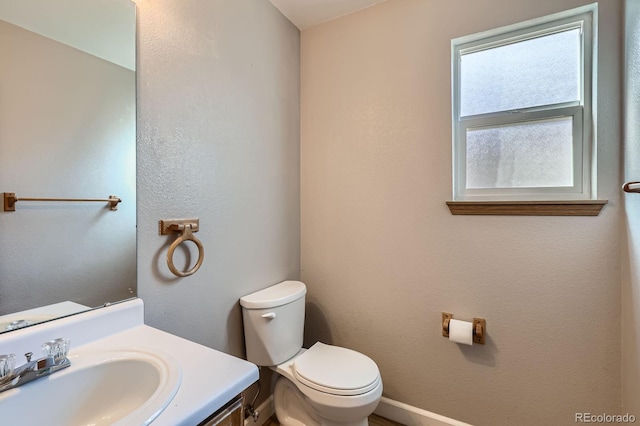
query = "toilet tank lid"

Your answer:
(240, 280), (307, 309)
